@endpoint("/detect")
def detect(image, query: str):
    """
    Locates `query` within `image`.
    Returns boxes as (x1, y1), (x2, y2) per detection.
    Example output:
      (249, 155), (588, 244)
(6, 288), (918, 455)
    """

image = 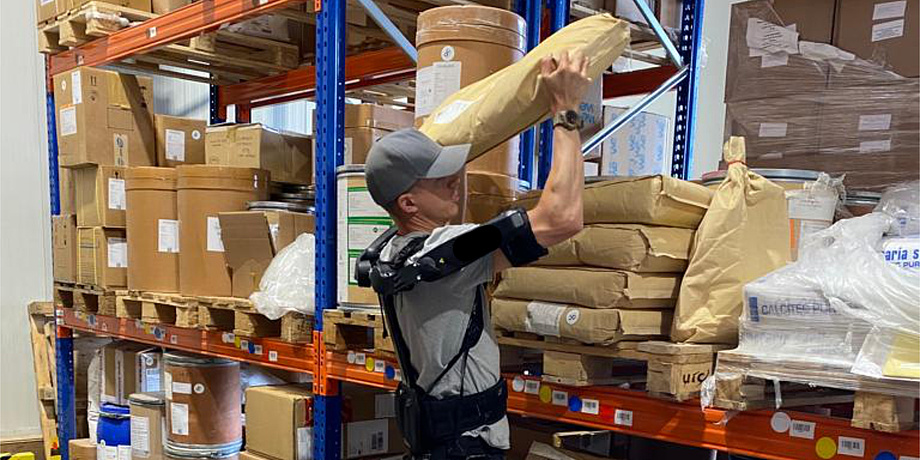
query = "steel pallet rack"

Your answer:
(44, 1), (919, 460)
